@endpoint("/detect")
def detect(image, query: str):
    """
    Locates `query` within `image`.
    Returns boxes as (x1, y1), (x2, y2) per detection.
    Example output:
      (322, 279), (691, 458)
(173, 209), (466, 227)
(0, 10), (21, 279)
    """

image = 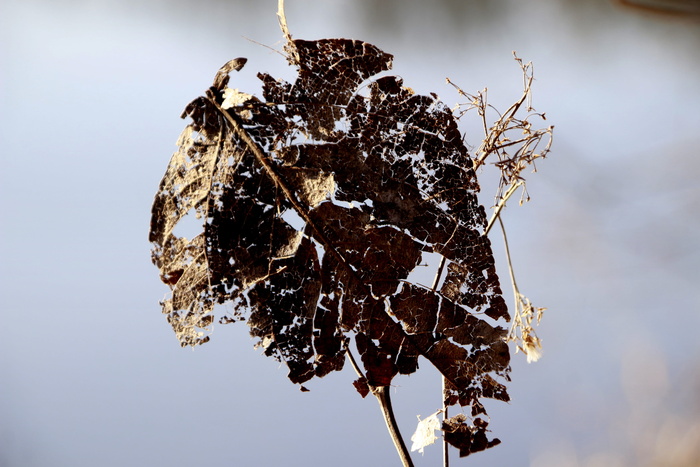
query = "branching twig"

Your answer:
(447, 53), (553, 205)
(449, 53), (551, 369)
